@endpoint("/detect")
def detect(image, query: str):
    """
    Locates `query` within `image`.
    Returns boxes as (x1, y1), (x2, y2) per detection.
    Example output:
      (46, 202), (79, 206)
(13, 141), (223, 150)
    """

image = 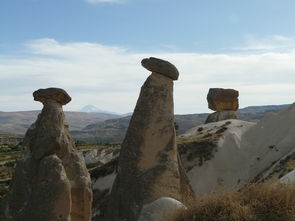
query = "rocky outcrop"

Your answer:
(104, 57), (193, 221)
(180, 103), (295, 197)
(90, 104), (295, 218)
(3, 88), (92, 221)
(207, 88), (239, 111)
(206, 88), (239, 123)
(205, 110), (238, 123)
